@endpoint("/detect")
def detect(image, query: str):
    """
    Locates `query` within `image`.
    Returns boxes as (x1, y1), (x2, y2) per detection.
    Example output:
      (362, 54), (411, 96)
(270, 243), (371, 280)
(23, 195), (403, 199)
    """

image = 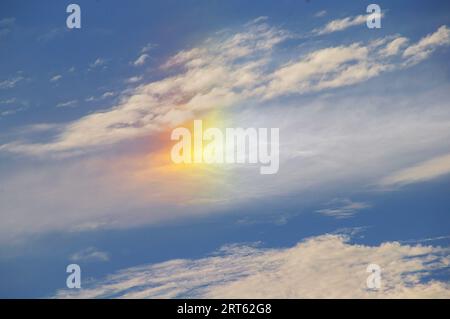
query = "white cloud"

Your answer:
(263, 43), (372, 99)
(125, 76), (143, 84)
(90, 58), (107, 69)
(380, 153), (450, 187)
(248, 16), (268, 25)
(316, 199), (371, 219)
(56, 100), (77, 108)
(400, 235), (450, 245)
(403, 25), (450, 64)
(133, 54), (149, 66)
(0, 76), (24, 89)
(70, 247), (110, 262)
(85, 91), (116, 102)
(140, 43), (156, 54)
(162, 47), (205, 69)
(0, 97), (28, 117)
(101, 91), (115, 99)
(54, 235), (450, 298)
(313, 14), (380, 35)
(50, 75), (62, 82)
(19, 123), (62, 133)
(1, 108), (19, 117)
(0, 98), (17, 105)
(379, 37), (409, 57)
(314, 10), (327, 18)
